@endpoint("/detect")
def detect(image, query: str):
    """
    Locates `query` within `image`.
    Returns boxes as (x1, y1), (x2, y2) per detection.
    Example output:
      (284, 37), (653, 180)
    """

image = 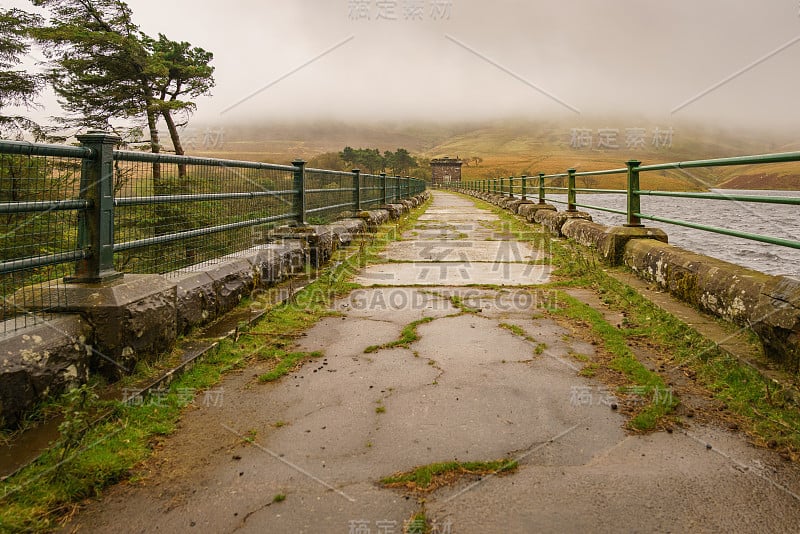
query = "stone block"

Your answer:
(754, 276), (800, 371)
(22, 275), (178, 378)
(381, 204), (405, 219)
(329, 219), (367, 246)
(173, 271), (217, 333)
(507, 199), (531, 213)
(535, 210), (593, 237)
(357, 209), (391, 229)
(562, 221), (668, 265)
(0, 315), (90, 428)
(205, 259), (254, 316)
(519, 203), (557, 222)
